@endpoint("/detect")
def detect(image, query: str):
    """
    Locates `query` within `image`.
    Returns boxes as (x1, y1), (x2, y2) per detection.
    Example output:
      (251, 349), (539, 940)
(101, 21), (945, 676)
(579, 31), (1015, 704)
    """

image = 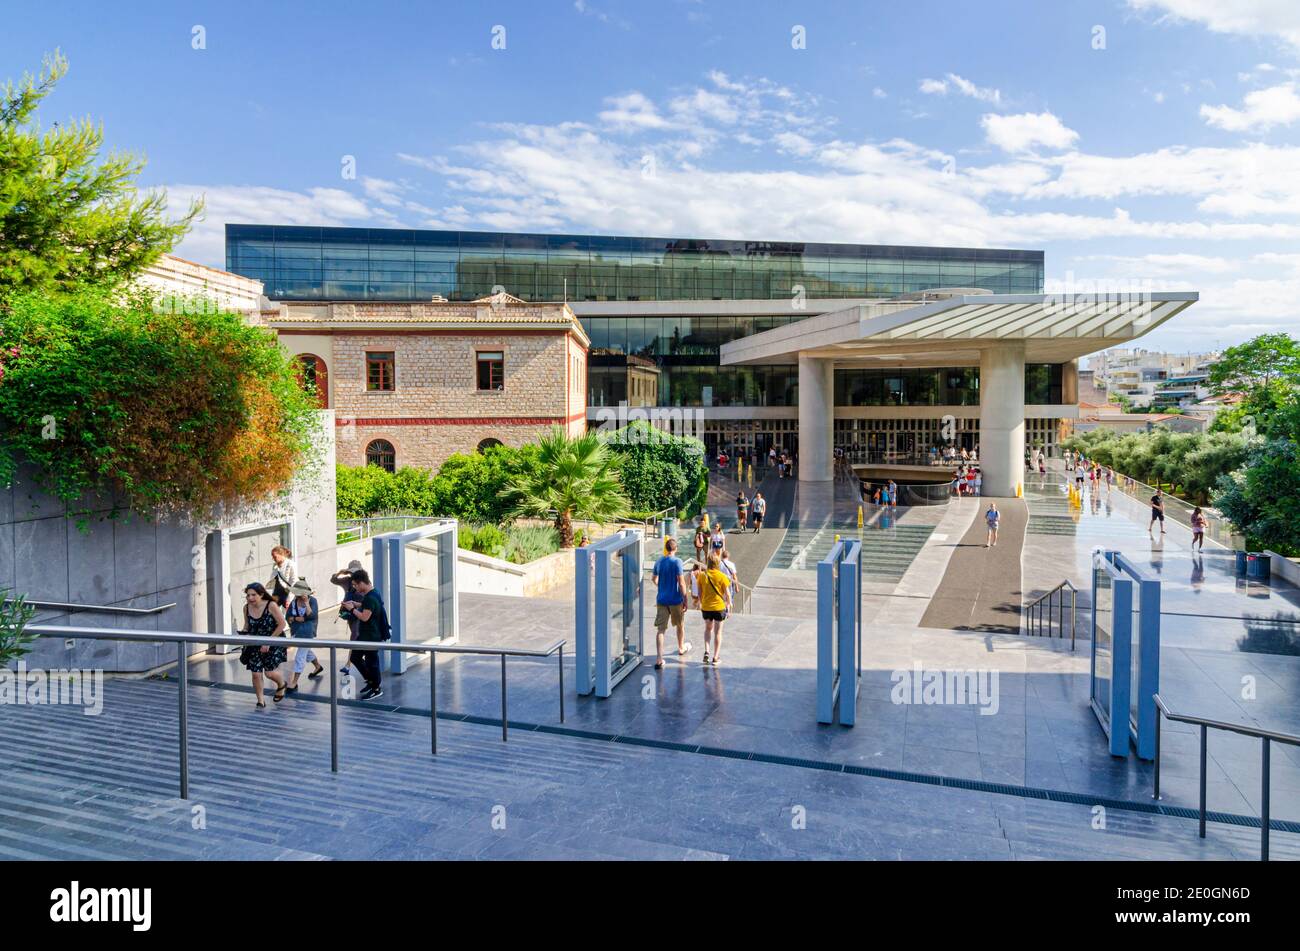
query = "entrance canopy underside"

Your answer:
(719, 292), (1198, 367)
